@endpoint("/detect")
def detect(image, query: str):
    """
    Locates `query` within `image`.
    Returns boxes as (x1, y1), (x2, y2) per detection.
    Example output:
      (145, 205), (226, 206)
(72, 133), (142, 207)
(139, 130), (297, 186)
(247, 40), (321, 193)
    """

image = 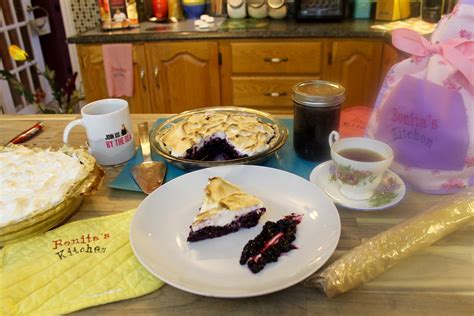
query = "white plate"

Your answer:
(310, 161), (406, 211)
(130, 165), (341, 298)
